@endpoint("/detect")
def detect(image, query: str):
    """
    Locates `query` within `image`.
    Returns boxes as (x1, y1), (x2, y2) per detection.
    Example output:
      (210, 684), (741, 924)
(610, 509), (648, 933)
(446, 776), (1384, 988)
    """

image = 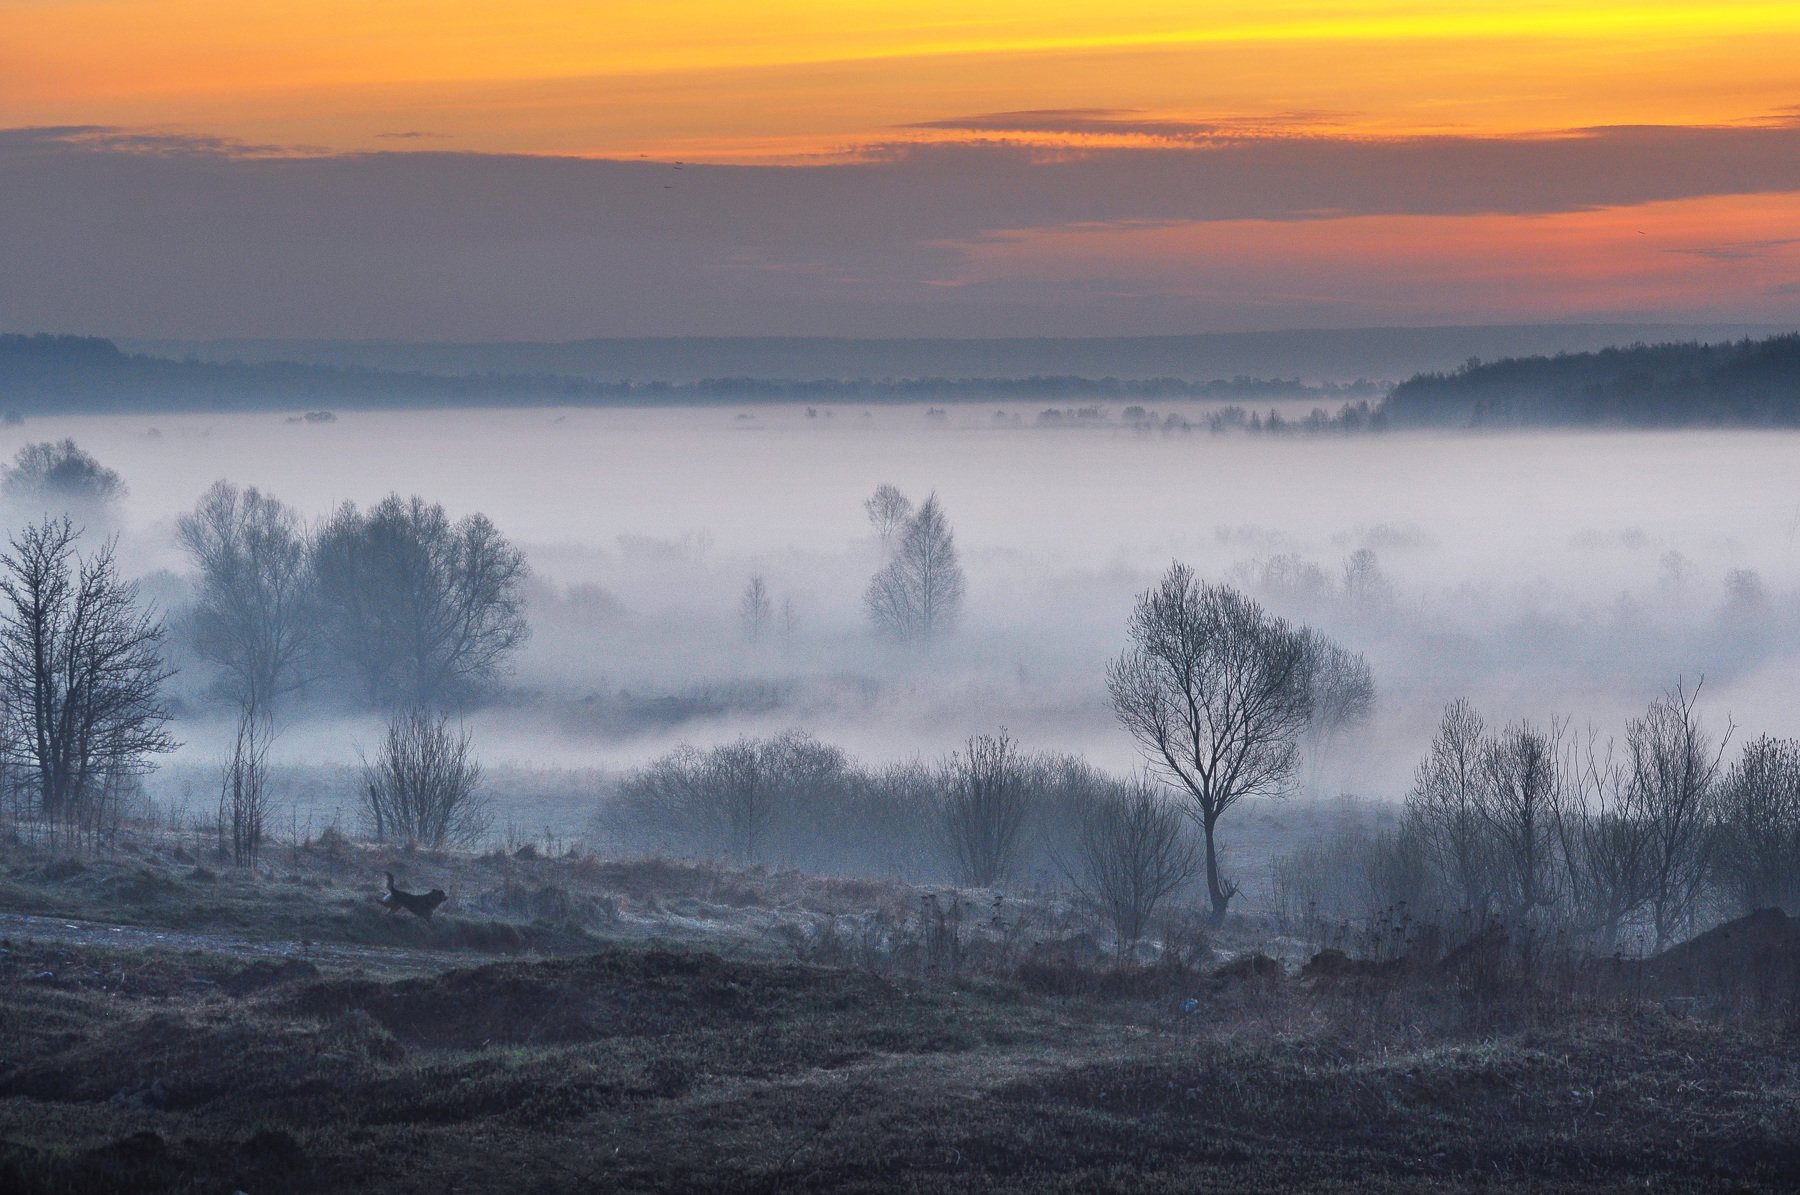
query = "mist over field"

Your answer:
(17, 401), (1794, 838)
